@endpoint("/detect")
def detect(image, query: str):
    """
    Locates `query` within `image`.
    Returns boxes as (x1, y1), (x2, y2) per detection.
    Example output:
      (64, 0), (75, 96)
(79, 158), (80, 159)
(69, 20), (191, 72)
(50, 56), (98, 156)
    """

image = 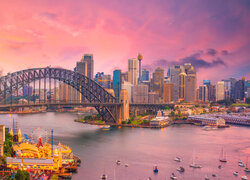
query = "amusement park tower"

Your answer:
(138, 53), (143, 83)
